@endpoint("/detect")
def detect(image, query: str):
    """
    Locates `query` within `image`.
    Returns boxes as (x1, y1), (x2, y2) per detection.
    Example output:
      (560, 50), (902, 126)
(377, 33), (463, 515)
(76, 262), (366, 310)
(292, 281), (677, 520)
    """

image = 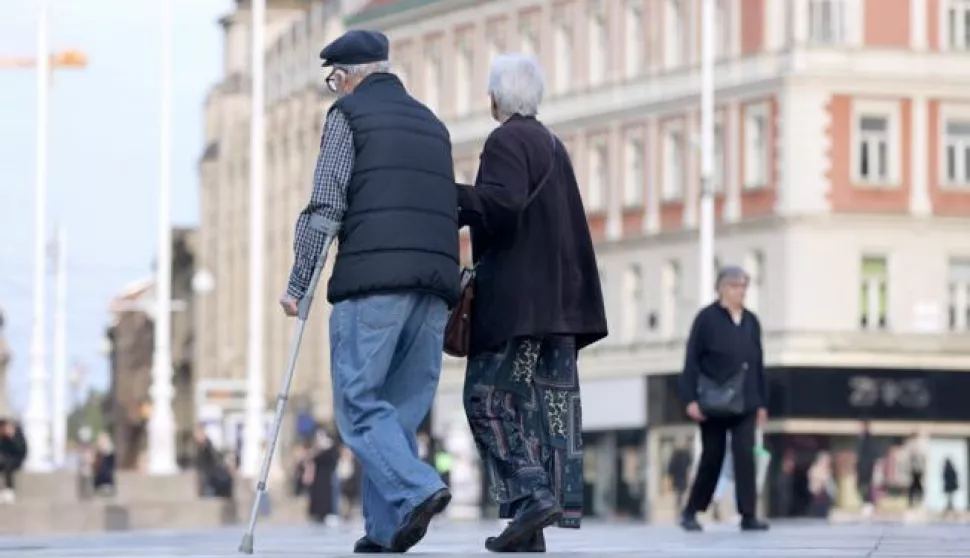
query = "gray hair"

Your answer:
(487, 53), (546, 120)
(338, 60), (391, 78)
(716, 265), (749, 289)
